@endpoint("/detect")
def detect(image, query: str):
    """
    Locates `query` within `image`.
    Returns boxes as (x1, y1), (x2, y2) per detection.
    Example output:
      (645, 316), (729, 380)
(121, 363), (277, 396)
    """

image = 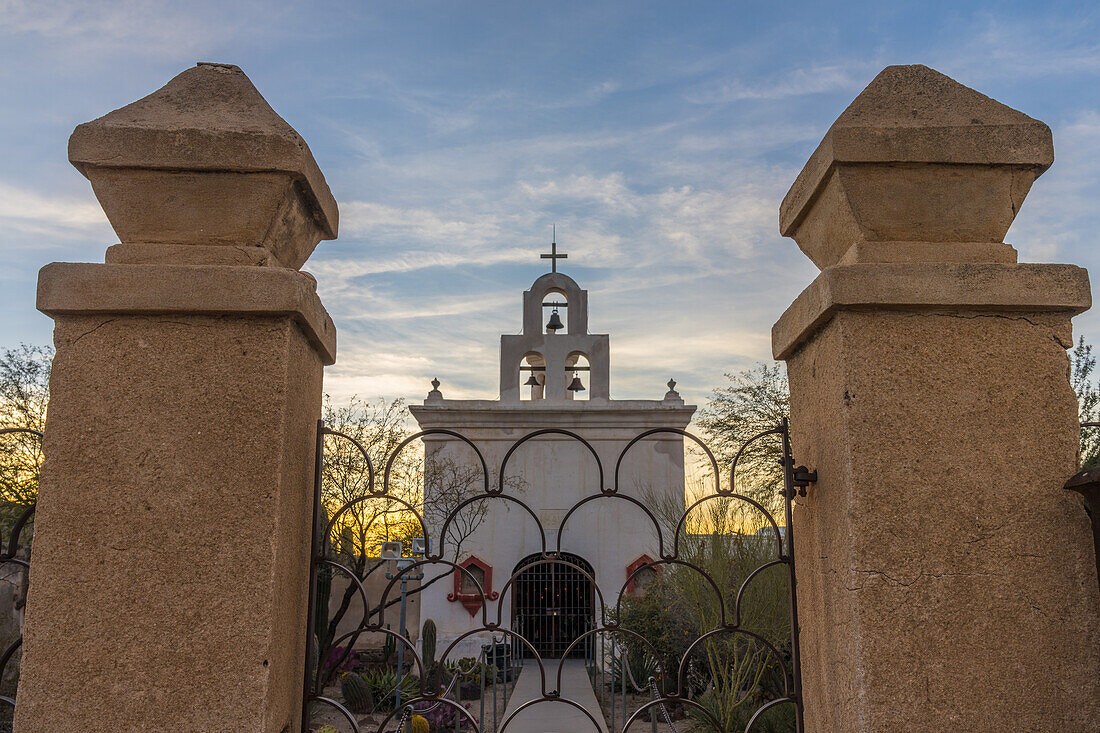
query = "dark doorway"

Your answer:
(511, 552), (594, 658)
